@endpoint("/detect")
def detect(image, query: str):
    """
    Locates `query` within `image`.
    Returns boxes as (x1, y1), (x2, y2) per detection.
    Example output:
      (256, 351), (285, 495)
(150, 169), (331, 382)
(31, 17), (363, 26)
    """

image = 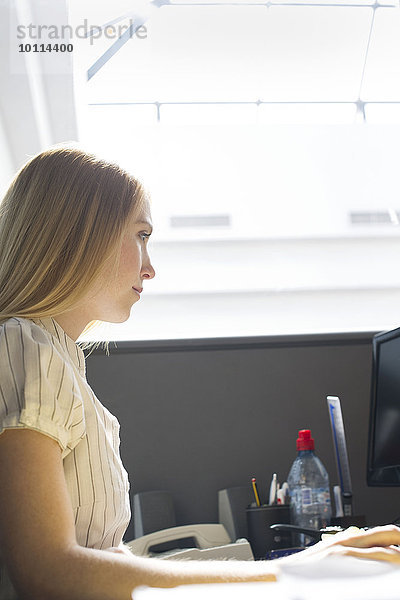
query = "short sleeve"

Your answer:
(0, 318), (86, 457)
